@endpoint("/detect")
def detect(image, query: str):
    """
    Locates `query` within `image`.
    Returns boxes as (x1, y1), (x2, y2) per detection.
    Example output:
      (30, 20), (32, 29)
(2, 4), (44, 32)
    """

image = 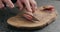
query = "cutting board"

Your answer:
(7, 6), (57, 30)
